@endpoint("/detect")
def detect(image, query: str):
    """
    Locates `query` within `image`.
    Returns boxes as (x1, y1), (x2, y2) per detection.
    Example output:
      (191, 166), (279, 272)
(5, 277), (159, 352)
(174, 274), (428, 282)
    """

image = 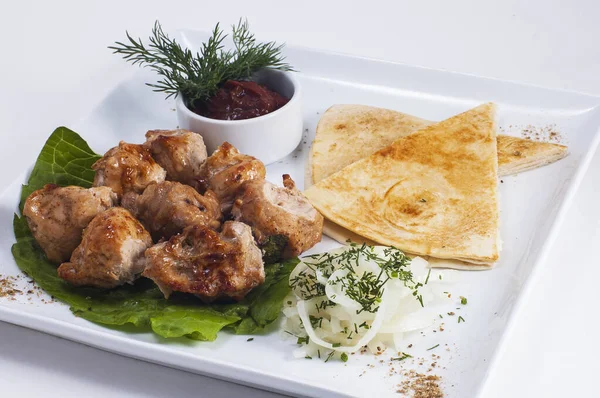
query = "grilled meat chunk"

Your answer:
(122, 181), (221, 241)
(92, 141), (166, 199)
(143, 221), (264, 301)
(232, 174), (324, 258)
(198, 142), (266, 212)
(57, 207), (152, 288)
(144, 129), (207, 188)
(23, 184), (117, 263)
